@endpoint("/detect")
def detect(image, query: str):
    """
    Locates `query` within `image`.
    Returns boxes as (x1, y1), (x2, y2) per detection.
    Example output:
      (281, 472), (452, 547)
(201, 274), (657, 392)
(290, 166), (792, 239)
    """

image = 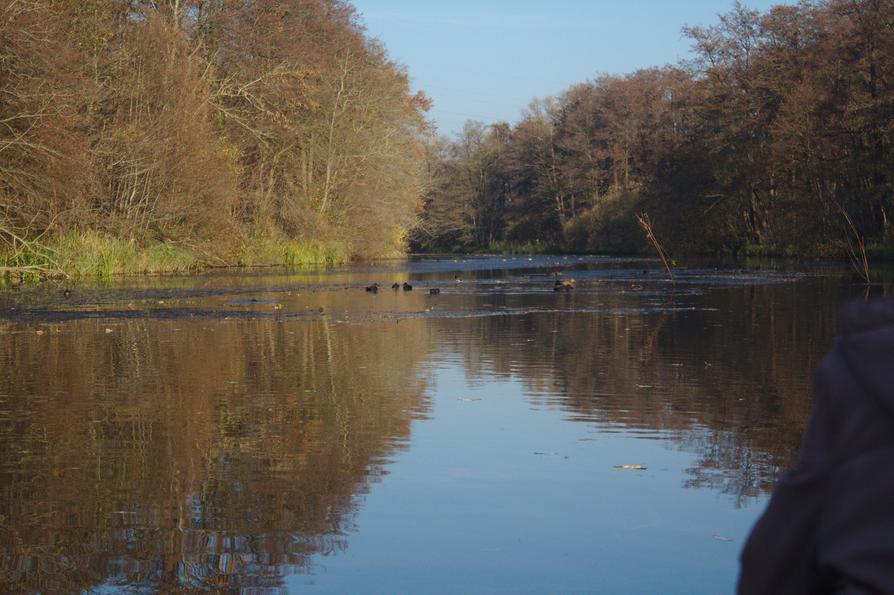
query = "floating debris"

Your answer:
(713, 534), (734, 543)
(614, 465), (647, 470)
(456, 396), (481, 402)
